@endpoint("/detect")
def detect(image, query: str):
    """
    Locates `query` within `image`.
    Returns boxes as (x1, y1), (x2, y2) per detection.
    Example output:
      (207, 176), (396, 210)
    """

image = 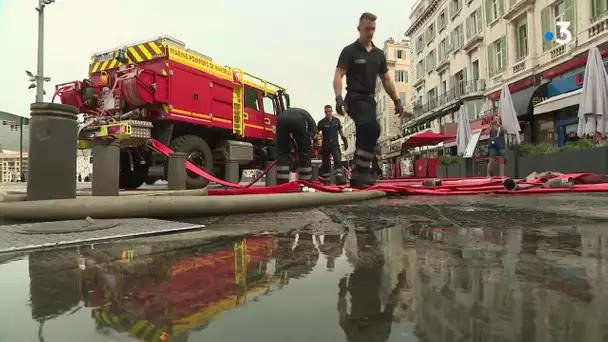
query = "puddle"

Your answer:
(2, 217), (608, 341)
